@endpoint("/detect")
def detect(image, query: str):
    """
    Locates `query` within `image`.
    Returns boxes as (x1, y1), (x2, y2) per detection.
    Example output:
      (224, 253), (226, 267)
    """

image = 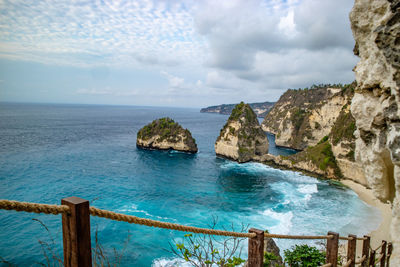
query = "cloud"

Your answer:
(0, 0), (358, 107)
(190, 0), (357, 99)
(0, 0), (205, 68)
